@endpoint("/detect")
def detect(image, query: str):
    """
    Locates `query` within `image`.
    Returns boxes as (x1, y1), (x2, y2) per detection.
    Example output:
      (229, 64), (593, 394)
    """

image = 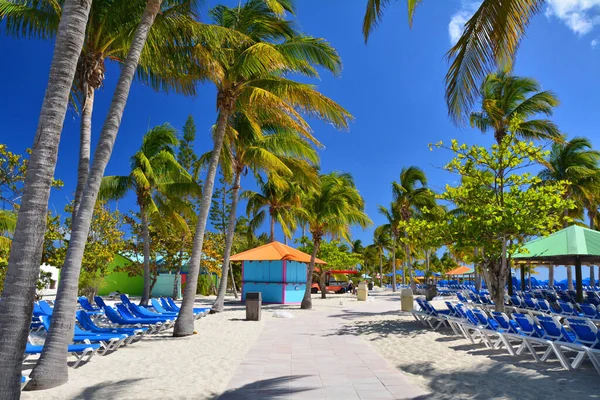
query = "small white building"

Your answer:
(38, 263), (59, 297)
